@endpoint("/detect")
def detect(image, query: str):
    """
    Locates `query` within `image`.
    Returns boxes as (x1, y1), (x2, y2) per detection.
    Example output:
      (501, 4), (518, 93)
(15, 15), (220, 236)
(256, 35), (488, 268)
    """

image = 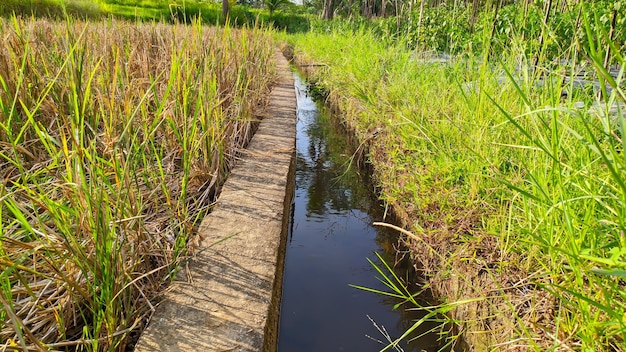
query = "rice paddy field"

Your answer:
(0, 17), (275, 350)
